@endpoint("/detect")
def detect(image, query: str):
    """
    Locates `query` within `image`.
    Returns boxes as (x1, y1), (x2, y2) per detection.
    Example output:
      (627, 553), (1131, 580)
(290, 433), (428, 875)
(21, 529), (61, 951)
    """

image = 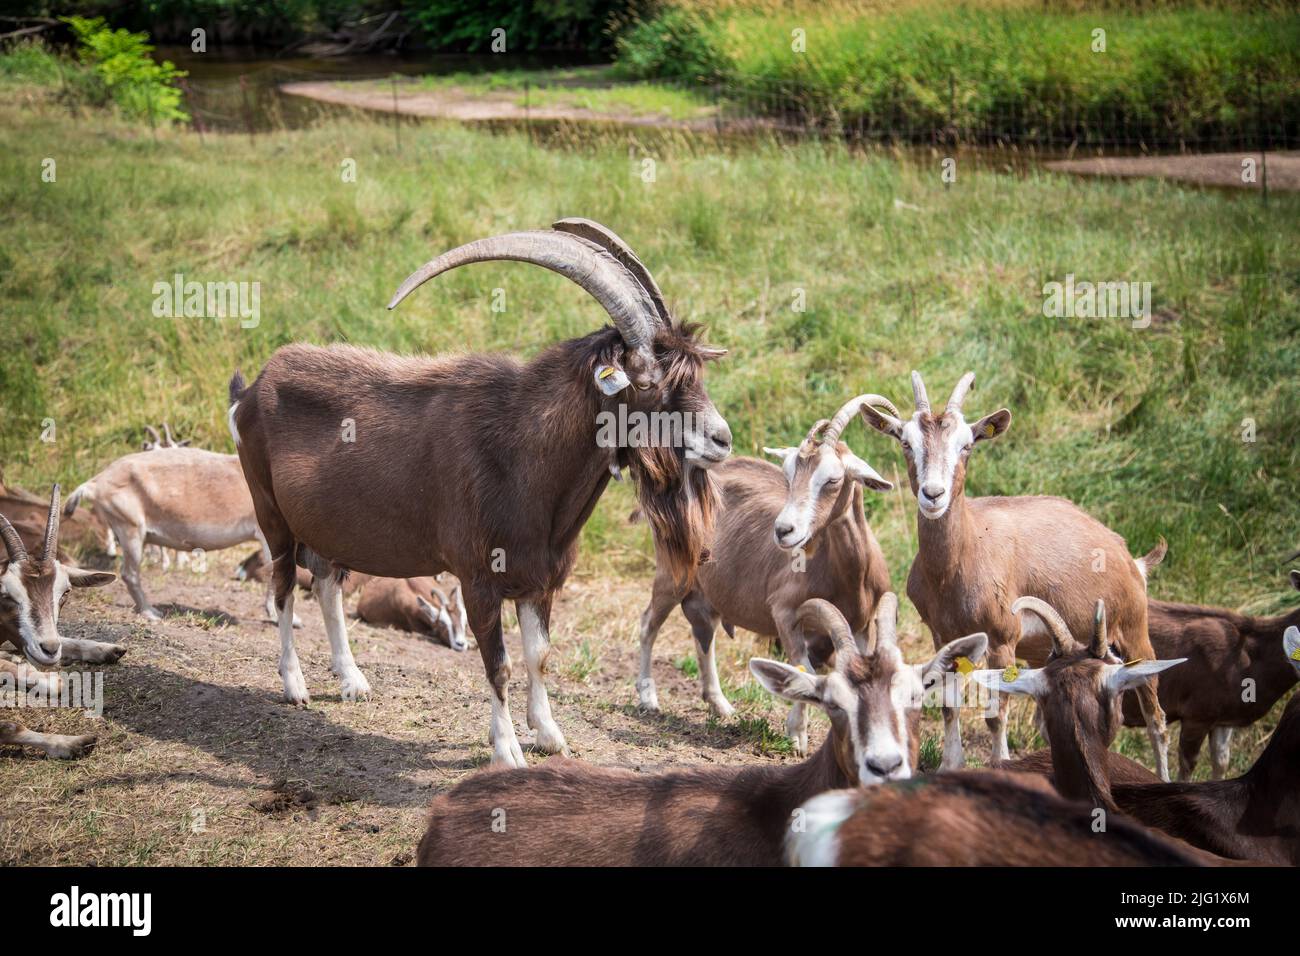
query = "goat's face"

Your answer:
(765, 433), (890, 552)
(416, 582), (469, 652)
(0, 556), (115, 666)
(751, 630), (987, 785)
(862, 371), (1010, 520)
